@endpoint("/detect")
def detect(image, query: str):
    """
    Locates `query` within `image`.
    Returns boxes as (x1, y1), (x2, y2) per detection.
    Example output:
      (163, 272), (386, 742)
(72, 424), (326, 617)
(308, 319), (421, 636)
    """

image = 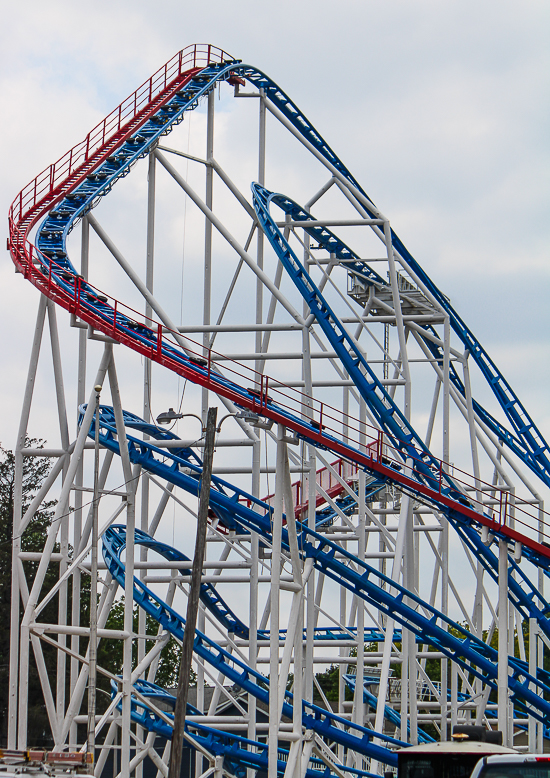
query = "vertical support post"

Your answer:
(528, 618), (537, 752)
(46, 301), (71, 730)
(497, 539), (509, 744)
(18, 347), (111, 751)
(450, 662), (458, 731)
(302, 322), (315, 709)
(70, 215), (89, 747)
(168, 408), (217, 778)
(87, 384), (102, 758)
(537, 499), (545, 753)
(136, 151), (156, 774)
(10, 295), (47, 749)
(108, 354), (136, 778)
(463, 353), (485, 723)
(248, 439), (260, 768)
(537, 624), (544, 753)
(255, 90), (266, 362)
(268, 425), (285, 778)
(353, 401), (367, 758)
(384, 220), (411, 418)
(440, 314), (451, 740)
(202, 88), (215, 422)
(370, 490), (412, 774)
(197, 96), (214, 778)
(406, 506), (418, 745)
